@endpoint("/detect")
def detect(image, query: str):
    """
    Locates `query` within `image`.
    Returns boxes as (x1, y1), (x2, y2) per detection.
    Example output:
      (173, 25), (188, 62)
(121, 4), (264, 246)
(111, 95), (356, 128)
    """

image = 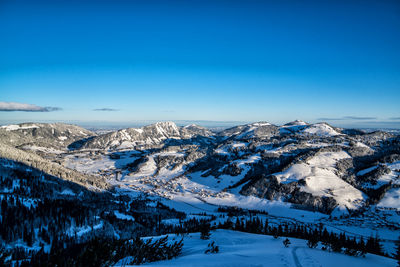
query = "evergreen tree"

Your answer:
(200, 222), (211, 240)
(394, 236), (400, 267)
(307, 235), (318, 249)
(366, 235), (383, 255)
